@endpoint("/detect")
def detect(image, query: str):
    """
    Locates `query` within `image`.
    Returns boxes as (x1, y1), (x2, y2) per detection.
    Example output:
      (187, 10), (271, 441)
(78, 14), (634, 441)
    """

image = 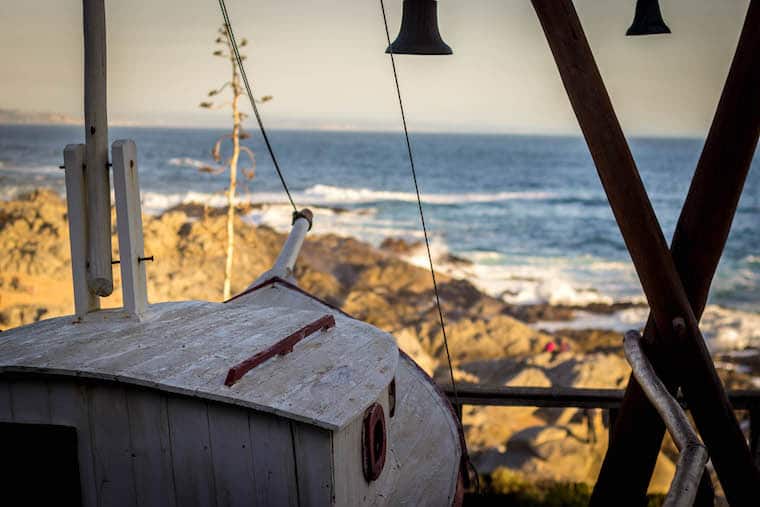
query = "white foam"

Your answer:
(537, 304), (760, 353)
(431, 254), (620, 307)
(140, 190), (294, 215)
(133, 182), (556, 218)
(302, 184), (554, 205)
(167, 157), (215, 170)
(700, 306), (760, 352)
(0, 164), (63, 177)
